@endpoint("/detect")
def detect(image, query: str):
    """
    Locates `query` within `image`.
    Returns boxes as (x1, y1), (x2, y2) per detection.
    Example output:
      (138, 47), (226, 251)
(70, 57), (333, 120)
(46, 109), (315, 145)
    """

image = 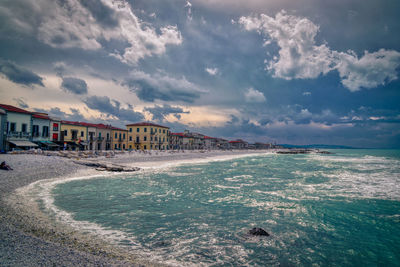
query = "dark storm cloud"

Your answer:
(61, 77), (88, 95)
(124, 71), (205, 103)
(80, 0), (119, 28)
(33, 107), (87, 122)
(144, 104), (190, 121)
(13, 98), (29, 109)
(84, 95), (144, 122)
(0, 60), (44, 87)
